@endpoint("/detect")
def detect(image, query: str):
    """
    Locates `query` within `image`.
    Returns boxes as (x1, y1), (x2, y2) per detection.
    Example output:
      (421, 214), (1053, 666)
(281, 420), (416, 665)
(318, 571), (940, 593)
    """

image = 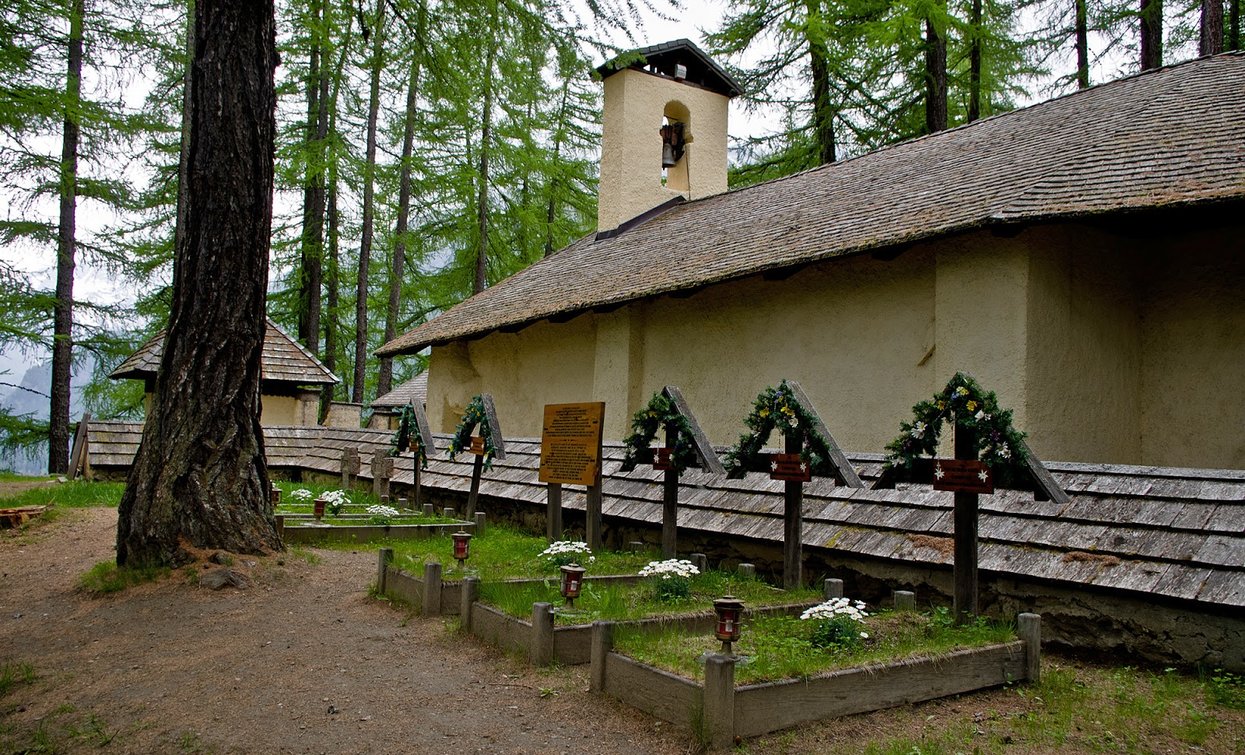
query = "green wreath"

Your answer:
(883, 372), (1029, 486)
(448, 395), (499, 470)
(388, 404), (428, 468)
(722, 380), (839, 479)
(620, 392), (700, 474)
